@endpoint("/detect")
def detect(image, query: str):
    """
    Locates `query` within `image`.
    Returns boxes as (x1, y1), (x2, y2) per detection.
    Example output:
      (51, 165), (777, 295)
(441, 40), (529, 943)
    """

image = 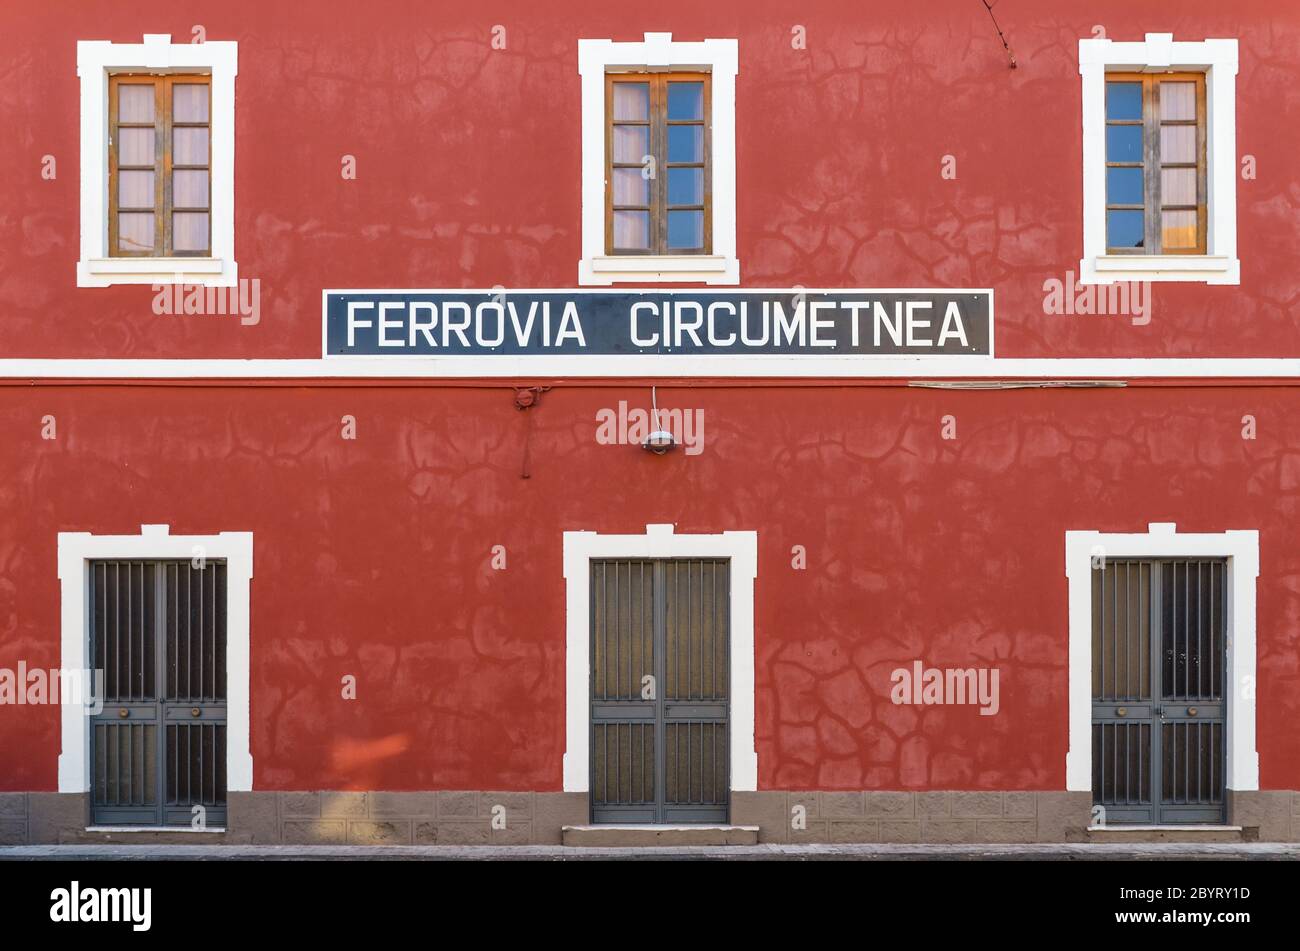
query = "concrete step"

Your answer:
(1086, 825), (1246, 844)
(59, 828), (254, 845)
(562, 824), (759, 847)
